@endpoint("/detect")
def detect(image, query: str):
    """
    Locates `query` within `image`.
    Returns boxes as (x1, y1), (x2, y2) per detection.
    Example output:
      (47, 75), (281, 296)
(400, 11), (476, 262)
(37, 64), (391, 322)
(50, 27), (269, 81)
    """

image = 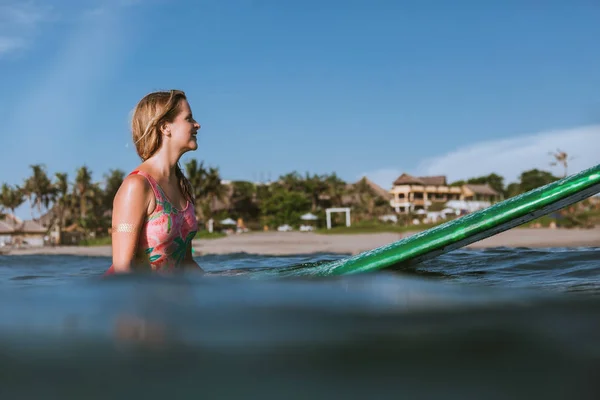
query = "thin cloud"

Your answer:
(0, 1), (144, 57)
(415, 125), (600, 183)
(0, 37), (26, 54)
(4, 3), (131, 175)
(83, 0), (145, 17)
(3, 2), (136, 219)
(361, 125), (600, 188)
(0, 1), (53, 56)
(0, 1), (49, 26)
